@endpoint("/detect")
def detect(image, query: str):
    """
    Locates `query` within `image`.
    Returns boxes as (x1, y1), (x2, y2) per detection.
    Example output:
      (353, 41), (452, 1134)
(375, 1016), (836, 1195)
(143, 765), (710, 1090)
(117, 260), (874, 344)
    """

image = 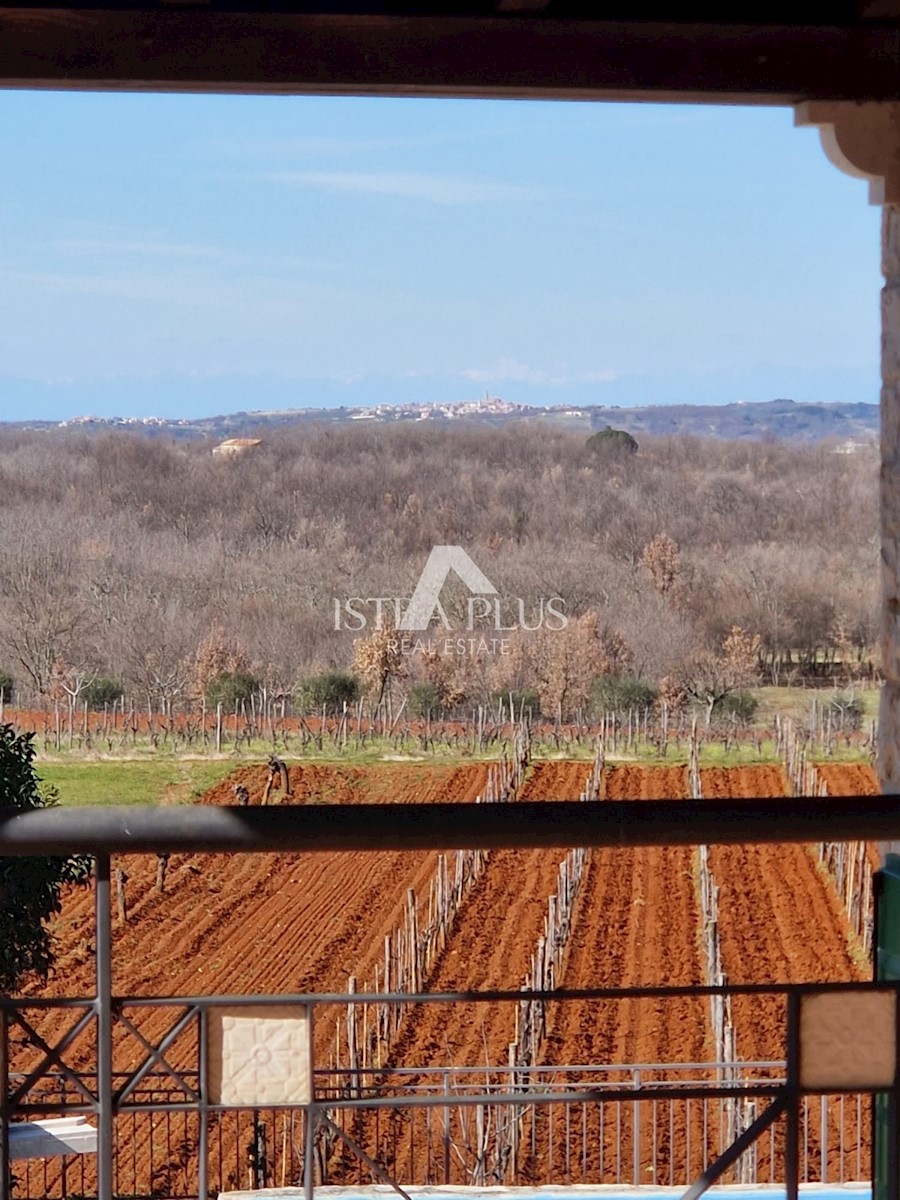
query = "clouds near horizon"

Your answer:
(0, 93), (881, 421)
